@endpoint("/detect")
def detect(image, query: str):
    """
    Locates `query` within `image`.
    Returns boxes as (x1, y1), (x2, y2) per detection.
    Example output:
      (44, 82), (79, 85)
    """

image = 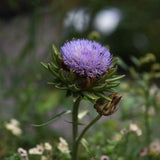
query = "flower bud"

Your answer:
(94, 94), (121, 116)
